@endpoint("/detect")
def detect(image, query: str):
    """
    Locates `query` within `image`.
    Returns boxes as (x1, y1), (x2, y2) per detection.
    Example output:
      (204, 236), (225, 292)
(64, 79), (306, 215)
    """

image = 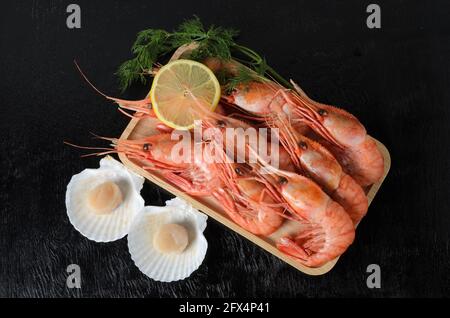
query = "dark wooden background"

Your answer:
(1, 0), (449, 297)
